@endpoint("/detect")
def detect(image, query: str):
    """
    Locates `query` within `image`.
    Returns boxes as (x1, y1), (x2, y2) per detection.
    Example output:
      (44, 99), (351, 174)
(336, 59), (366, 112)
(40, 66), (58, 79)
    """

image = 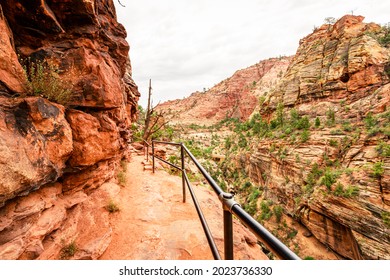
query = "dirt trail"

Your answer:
(99, 155), (266, 260)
